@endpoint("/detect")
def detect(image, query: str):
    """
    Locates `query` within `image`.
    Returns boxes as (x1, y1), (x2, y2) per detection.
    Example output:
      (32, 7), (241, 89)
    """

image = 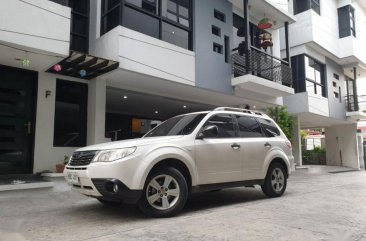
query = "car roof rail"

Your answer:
(213, 107), (268, 117)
